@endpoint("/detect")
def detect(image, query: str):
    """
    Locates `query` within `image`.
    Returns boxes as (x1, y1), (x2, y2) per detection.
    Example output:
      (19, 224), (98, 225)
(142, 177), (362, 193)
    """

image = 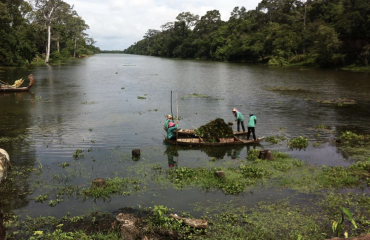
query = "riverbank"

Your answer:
(2, 130), (370, 239)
